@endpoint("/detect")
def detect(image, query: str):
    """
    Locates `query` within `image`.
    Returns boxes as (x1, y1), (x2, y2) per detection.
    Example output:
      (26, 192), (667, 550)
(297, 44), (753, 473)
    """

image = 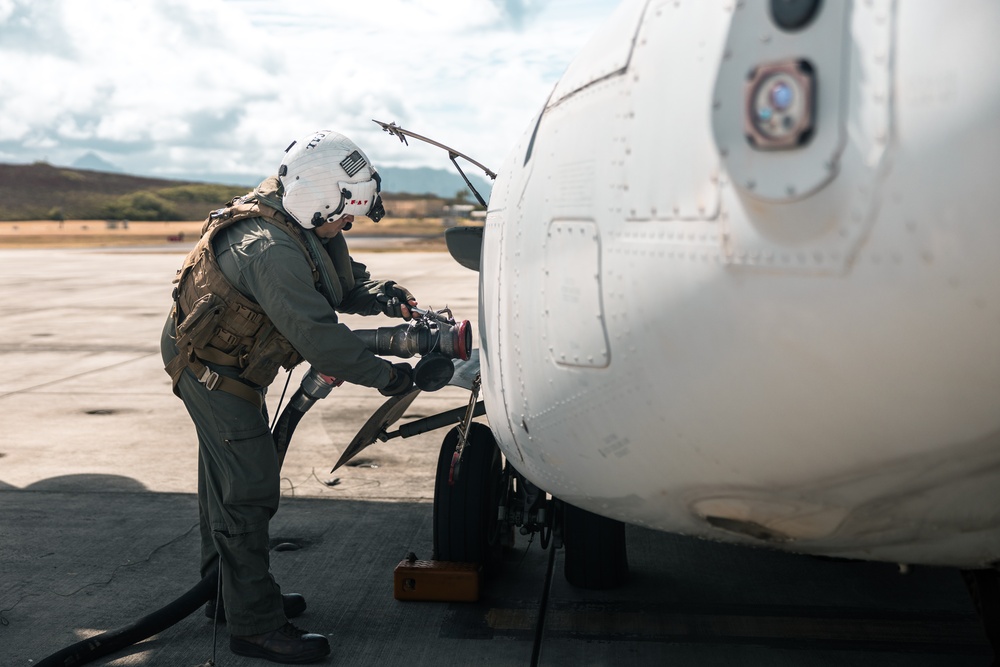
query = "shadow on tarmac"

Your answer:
(22, 474), (149, 493)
